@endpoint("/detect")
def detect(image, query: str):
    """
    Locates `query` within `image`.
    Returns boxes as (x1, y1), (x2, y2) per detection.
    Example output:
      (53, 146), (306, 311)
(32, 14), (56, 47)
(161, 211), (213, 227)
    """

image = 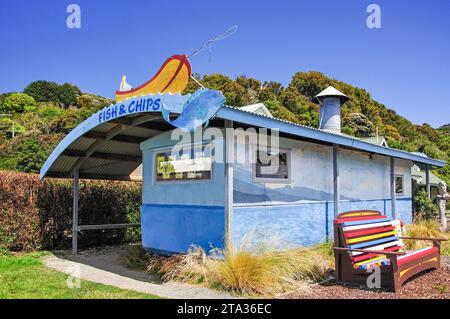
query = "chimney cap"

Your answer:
(312, 86), (349, 105)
